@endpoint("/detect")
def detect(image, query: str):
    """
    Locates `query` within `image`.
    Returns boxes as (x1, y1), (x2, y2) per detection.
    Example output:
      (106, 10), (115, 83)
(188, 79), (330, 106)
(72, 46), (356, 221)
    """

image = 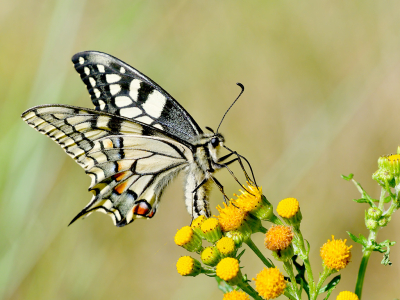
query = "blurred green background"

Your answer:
(1, 0), (400, 299)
